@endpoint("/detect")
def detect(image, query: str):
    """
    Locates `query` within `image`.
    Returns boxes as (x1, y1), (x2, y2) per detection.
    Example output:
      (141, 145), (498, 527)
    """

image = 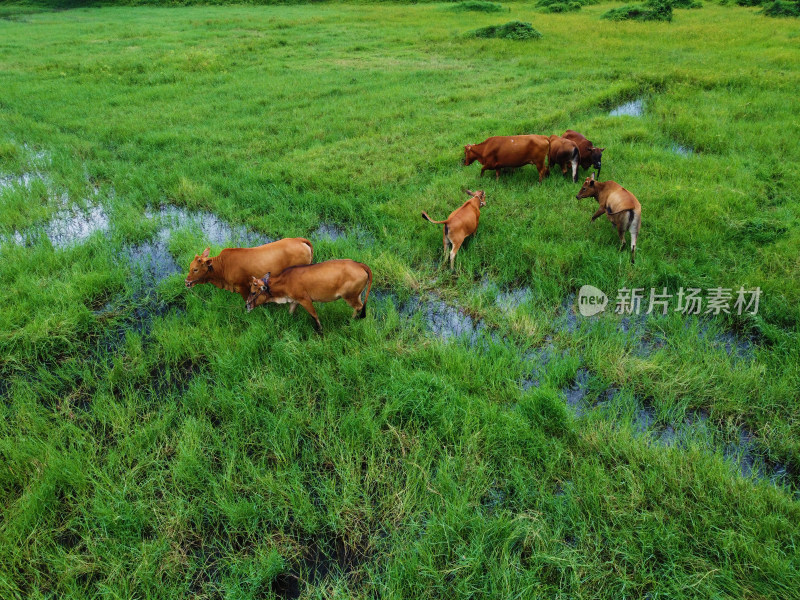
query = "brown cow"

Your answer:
(422, 189), (486, 269)
(576, 173), (641, 264)
(562, 130), (604, 177)
(245, 259), (373, 333)
(185, 238), (313, 301)
(548, 135), (580, 183)
(464, 135), (550, 183)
